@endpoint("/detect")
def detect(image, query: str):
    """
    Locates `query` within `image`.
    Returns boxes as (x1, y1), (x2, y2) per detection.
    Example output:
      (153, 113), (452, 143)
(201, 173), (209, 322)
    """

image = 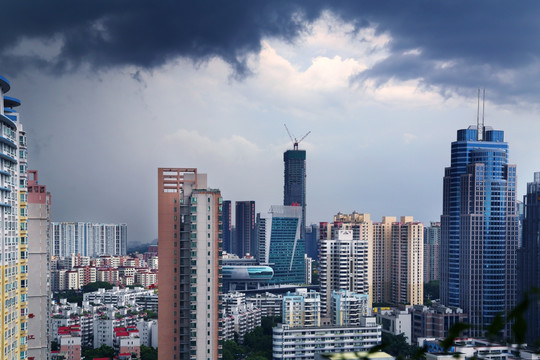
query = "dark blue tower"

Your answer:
(517, 173), (540, 343)
(441, 125), (517, 337)
(284, 149), (306, 243)
(222, 200), (232, 254)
